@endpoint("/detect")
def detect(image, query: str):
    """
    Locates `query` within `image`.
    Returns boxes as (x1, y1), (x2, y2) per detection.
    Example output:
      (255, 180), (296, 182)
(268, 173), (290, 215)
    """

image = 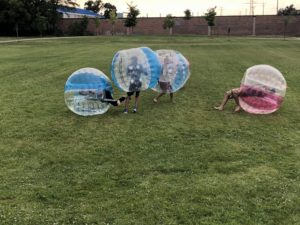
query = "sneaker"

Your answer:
(133, 108), (137, 113)
(153, 98), (158, 103)
(123, 109), (128, 114)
